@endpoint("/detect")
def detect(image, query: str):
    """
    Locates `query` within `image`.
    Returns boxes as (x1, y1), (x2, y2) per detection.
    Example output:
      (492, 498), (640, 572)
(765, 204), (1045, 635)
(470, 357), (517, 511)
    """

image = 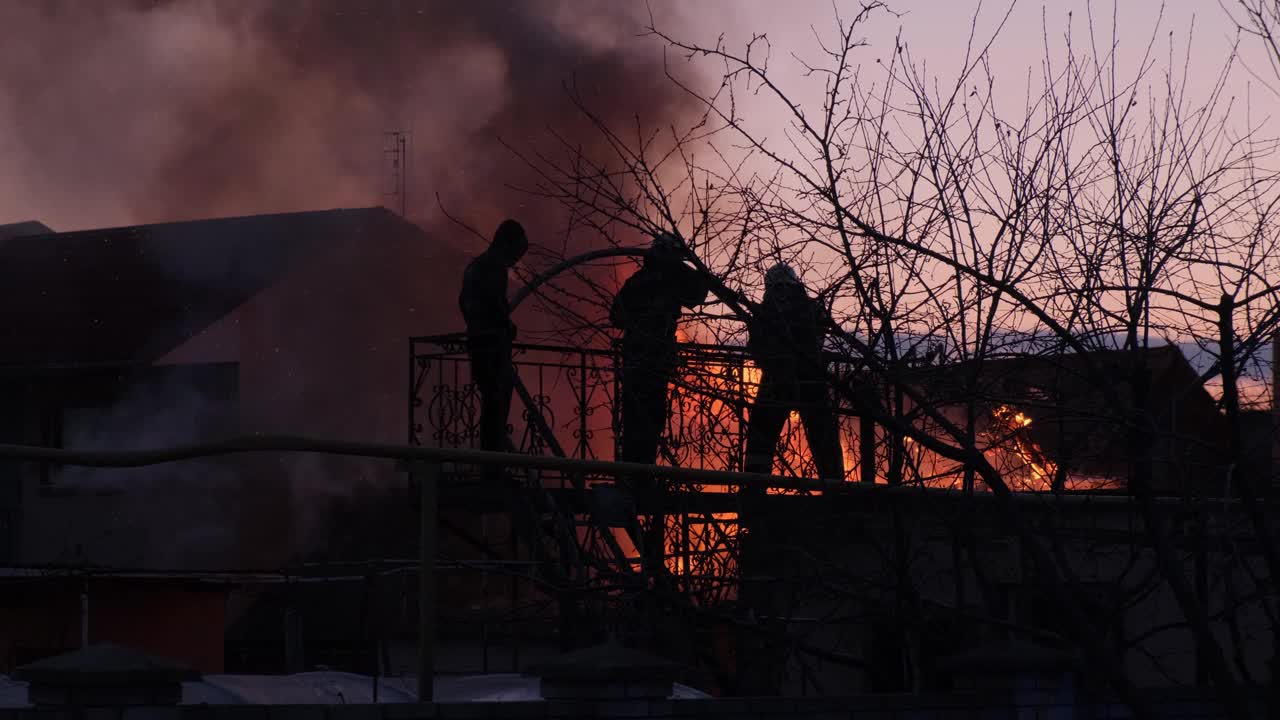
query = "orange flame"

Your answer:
(659, 335), (751, 594)
(646, 353), (1119, 595)
(984, 404), (1059, 491)
(657, 340), (858, 595)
